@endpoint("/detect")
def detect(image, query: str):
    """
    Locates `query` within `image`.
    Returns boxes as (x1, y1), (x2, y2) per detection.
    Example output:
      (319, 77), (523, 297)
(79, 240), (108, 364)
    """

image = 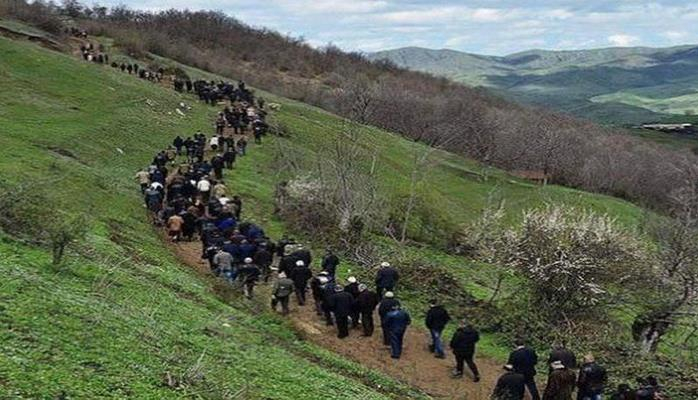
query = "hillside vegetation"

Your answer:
(371, 46), (698, 126)
(2, 11), (698, 398)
